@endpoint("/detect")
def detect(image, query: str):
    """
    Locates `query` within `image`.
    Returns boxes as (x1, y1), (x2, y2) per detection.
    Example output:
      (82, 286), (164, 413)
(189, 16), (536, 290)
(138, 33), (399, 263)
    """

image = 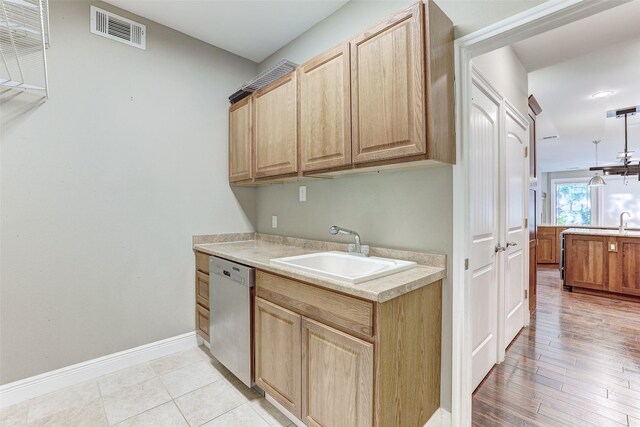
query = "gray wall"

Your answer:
(0, 0), (257, 384)
(256, 168), (453, 254)
(255, 0), (454, 410)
